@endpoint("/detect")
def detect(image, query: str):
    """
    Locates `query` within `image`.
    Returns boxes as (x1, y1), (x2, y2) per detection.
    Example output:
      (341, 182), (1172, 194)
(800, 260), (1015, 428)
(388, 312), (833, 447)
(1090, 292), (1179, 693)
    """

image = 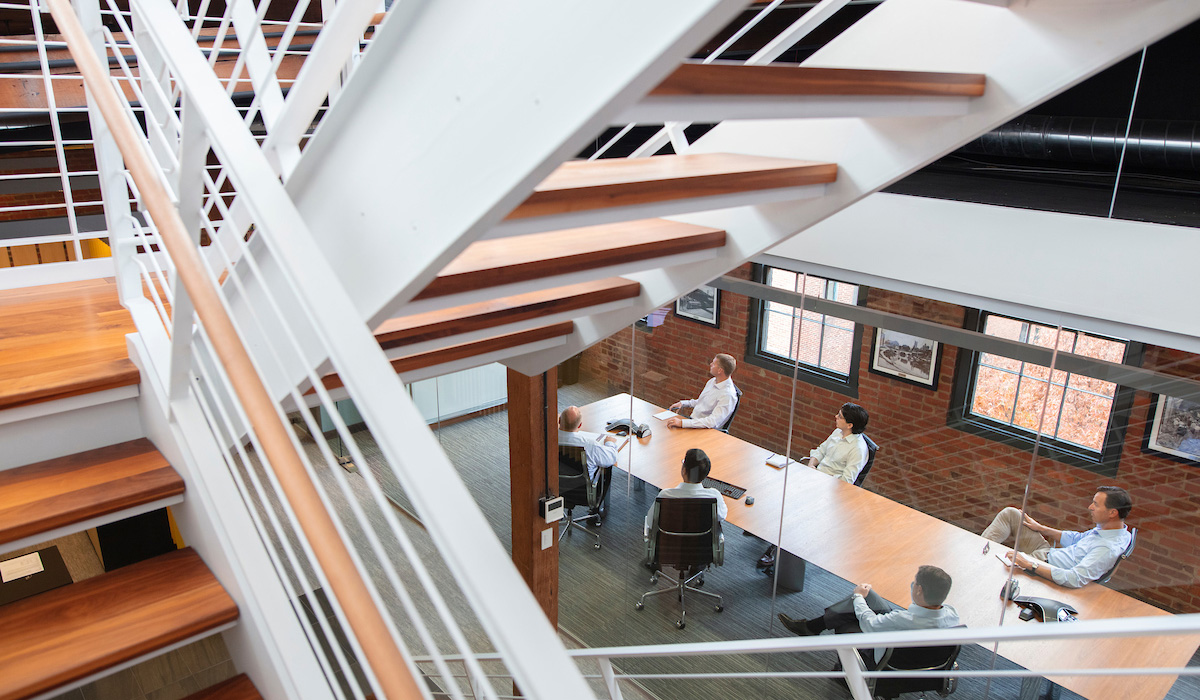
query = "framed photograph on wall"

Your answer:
(675, 285), (721, 328)
(869, 328), (941, 389)
(1145, 394), (1200, 465)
